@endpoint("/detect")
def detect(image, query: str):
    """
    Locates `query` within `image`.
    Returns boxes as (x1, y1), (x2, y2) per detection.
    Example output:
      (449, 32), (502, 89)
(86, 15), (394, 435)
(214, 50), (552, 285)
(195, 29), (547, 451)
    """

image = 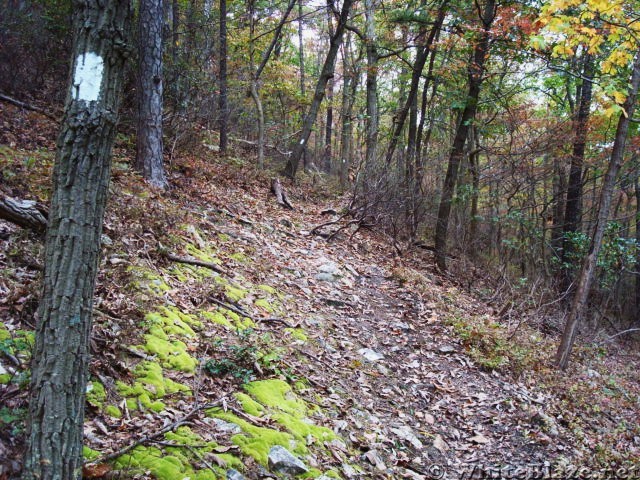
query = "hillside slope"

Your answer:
(1, 108), (639, 479)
